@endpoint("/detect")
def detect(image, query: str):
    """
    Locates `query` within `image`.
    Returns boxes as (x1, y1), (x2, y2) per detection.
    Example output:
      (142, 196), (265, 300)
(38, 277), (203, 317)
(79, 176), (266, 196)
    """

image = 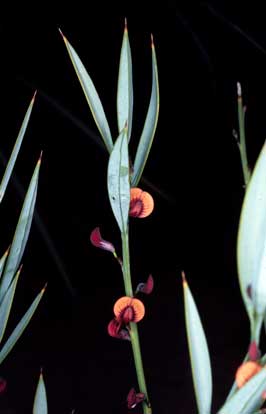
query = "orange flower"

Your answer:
(129, 188), (154, 218)
(114, 296), (145, 323)
(235, 361), (262, 388)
